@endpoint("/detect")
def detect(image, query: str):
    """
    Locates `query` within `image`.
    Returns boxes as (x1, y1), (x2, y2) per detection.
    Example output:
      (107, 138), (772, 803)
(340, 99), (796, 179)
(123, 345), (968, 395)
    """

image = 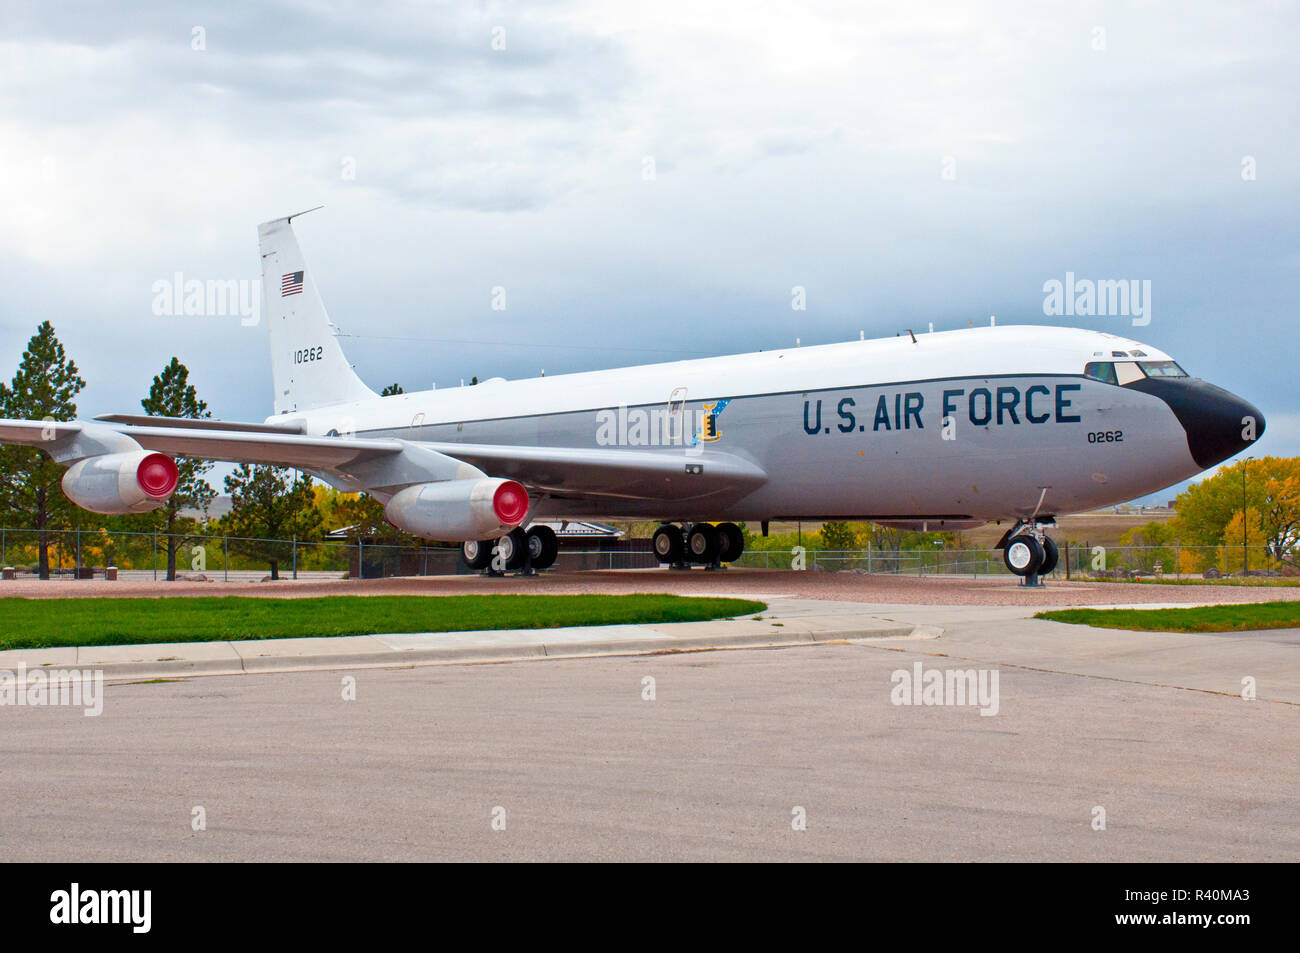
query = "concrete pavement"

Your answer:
(833, 602), (1300, 705)
(3, 597), (1296, 707)
(1, 617), (1295, 861)
(0, 596), (921, 680)
(3, 597), (1297, 861)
